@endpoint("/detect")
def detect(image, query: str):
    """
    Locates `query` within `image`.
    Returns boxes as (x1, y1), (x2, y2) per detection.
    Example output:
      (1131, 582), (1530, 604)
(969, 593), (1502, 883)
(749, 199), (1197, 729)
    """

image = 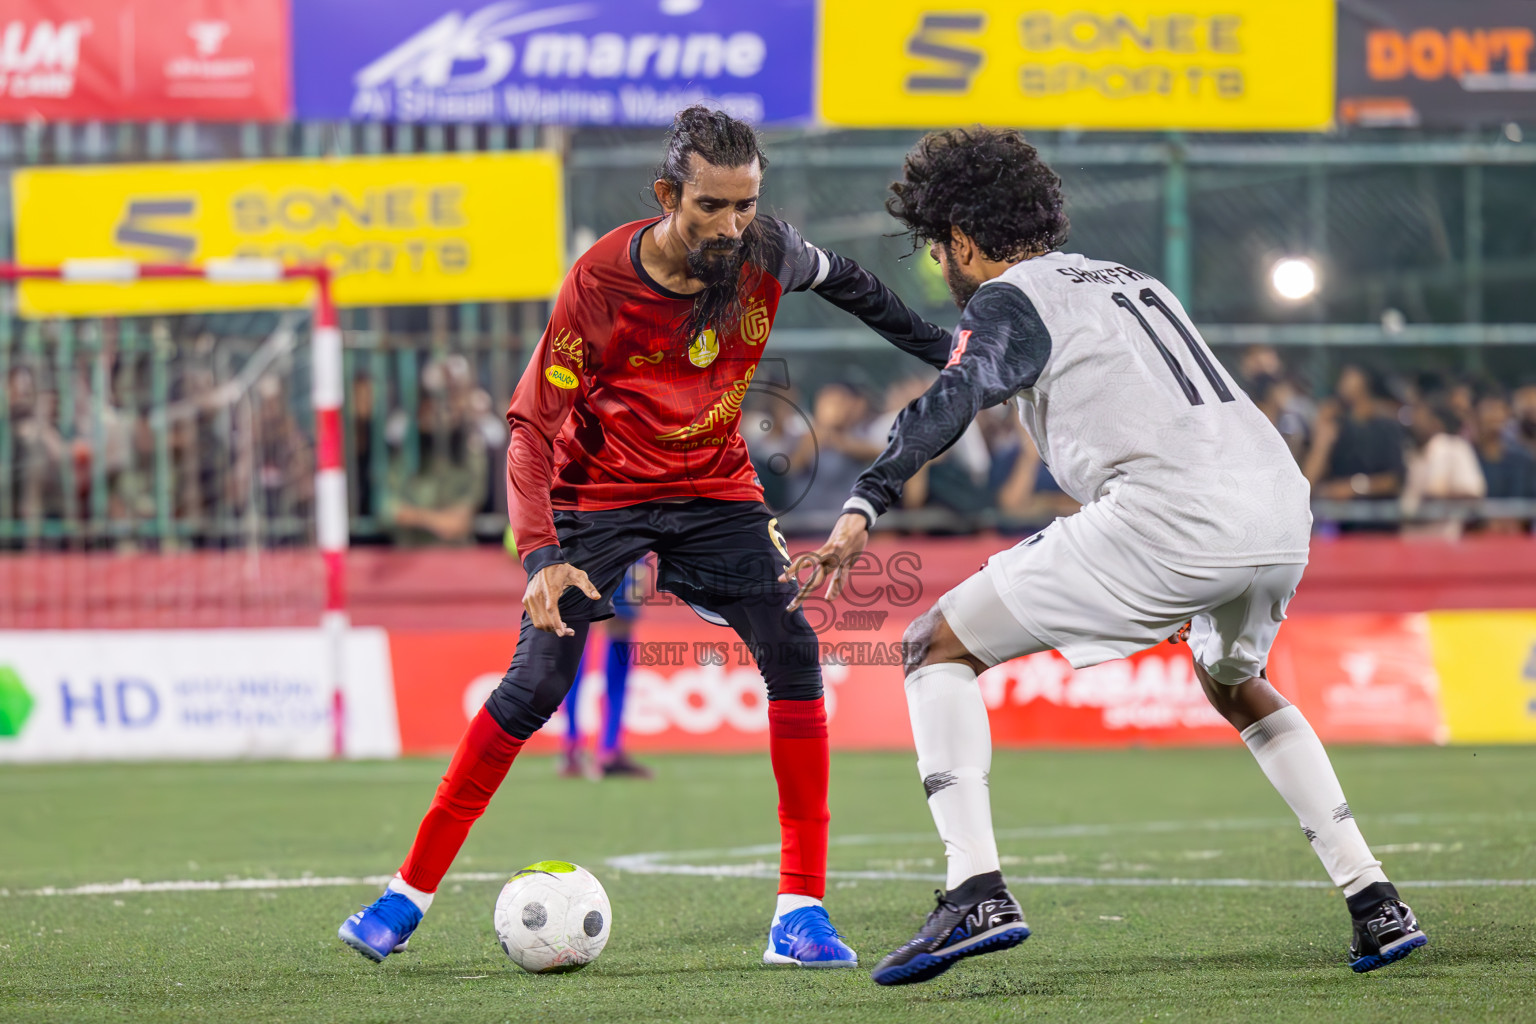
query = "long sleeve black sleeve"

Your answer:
(760, 217), (953, 369)
(846, 281), (1054, 521)
(810, 249), (953, 369)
